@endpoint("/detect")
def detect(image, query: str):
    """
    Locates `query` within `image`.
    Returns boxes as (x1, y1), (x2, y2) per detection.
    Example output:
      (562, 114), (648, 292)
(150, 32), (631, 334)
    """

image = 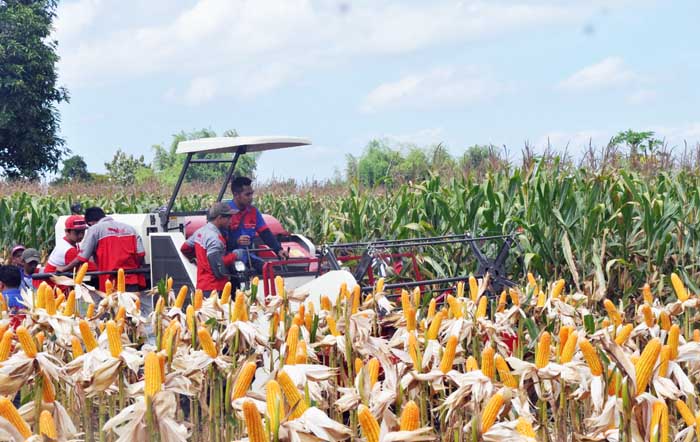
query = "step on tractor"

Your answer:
(52, 136), (523, 309)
